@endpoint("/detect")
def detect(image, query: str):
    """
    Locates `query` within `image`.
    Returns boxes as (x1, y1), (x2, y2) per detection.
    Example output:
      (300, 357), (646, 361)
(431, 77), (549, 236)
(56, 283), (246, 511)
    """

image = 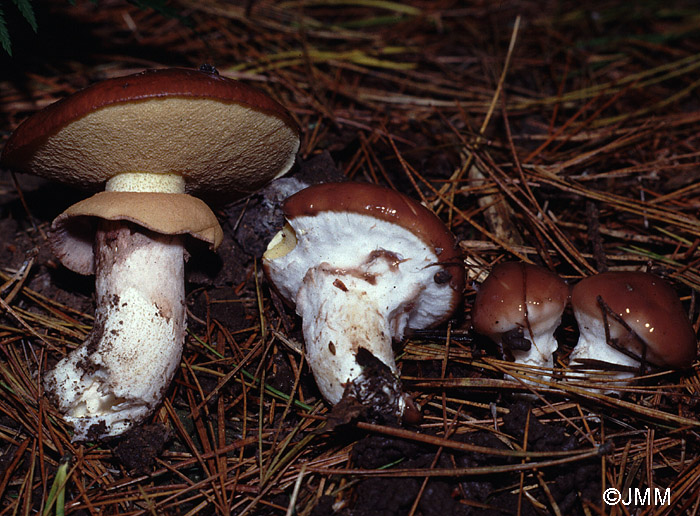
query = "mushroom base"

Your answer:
(568, 317), (642, 387)
(296, 263), (412, 420)
(44, 222), (186, 440)
(565, 309), (657, 394)
(497, 320), (561, 388)
(510, 327), (559, 375)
